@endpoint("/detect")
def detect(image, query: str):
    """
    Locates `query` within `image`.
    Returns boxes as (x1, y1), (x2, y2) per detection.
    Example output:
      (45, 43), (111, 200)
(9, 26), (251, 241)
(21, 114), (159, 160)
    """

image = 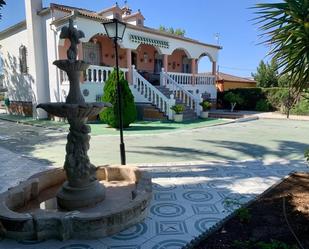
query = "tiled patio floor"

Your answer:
(0, 147), (308, 249)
